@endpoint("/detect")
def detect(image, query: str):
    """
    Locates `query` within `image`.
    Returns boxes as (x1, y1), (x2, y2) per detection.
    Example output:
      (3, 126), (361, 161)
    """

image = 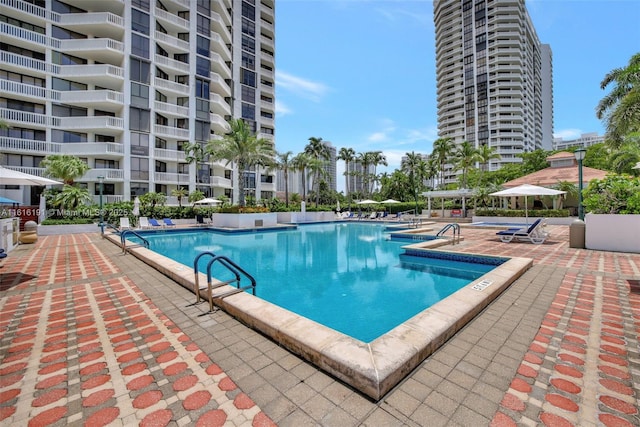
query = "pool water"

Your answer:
(133, 223), (498, 342)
